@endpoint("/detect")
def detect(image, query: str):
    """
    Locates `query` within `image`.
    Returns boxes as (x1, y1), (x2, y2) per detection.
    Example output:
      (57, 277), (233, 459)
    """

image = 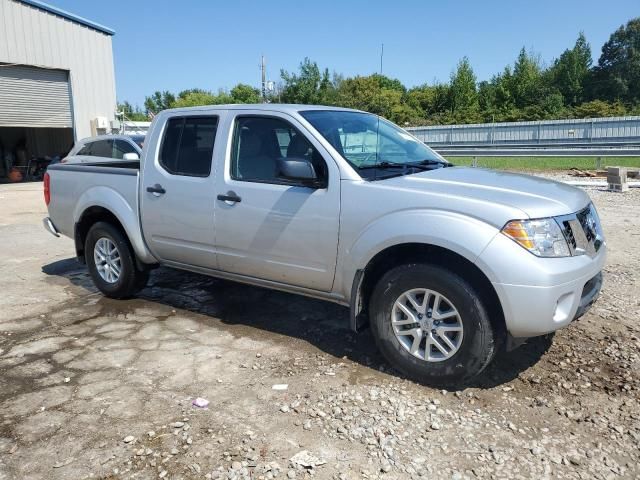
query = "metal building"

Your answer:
(0, 0), (116, 179)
